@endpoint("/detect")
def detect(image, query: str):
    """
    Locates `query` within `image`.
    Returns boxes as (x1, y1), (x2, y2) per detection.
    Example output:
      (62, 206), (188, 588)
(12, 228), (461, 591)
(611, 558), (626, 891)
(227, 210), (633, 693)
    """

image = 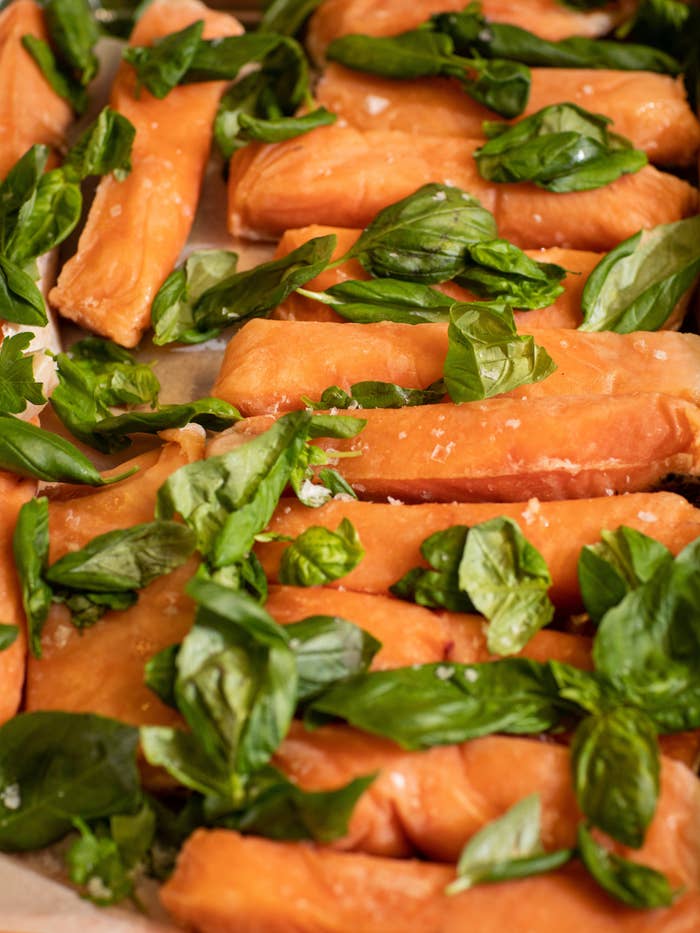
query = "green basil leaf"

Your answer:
(259, 0), (324, 35)
(151, 249), (238, 346)
(4, 168), (82, 265)
(307, 658), (565, 749)
(307, 413), (365, 439)
(12, 497), (51, 659)
(316, 468), (357, 499)
(67, 818), (134, 906)
(346, 183), (497, 284)
(571, 708), (659, 848)
(577, 824), (677, 908)
(45, 520), (195, 593)
(0, 256), (48, 325)
(0, 331), (45, 415)
(0, 625), (18, 652)
(110, 801), (156, 869)
(0, 415), (134, 485)
(444, 301), (556, 402)
(140, 726), (231, 799)
(475, 103), (647, 192)
(317, 278), (453, 324)
(578, 526), (673, 623)
(457, 517), (554, 655)
(21, 35), (88, 114)
(53, 590), (138, 629)
(391, 525), (475, 612)
(63, 107), (135, 182)
(144, 644), (179, 709)
(464, 58), (530, 119)
(185, 34), (283, 83)
(309, 379), (446, 411)
(43, 0), (99, 85)
(91, 397), (241, 442)
(548, 661), (617, 717)
(0, 145), (48, 240)
(456, 239), (565, 309)
(123, 19), (203, 99)
(195, 551), (269, 605)
(279, 518), (364, 587)
(0, 712), (140, 850)
(234, 107), (337, 146)
(579, 216), (700, 333)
